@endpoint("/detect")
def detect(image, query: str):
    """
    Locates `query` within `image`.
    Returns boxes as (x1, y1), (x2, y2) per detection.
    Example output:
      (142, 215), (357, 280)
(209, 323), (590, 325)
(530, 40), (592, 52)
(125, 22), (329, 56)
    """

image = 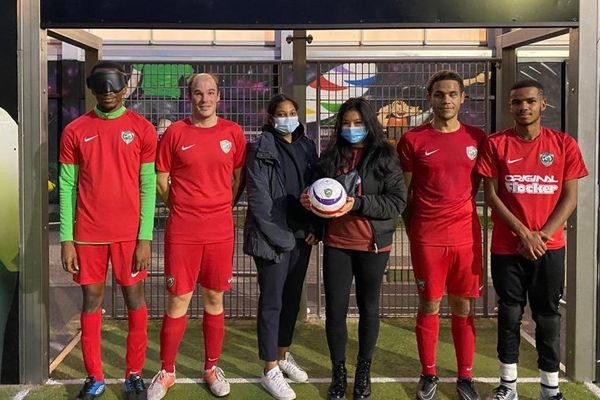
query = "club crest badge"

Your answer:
(466, 146), (478, 160)
(220, 139), (232, 154)
(121, 130), (135, 144)
(540, 152), (554, 167)
(416, 279), (426, 291)
(166, 275), (175, 288)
